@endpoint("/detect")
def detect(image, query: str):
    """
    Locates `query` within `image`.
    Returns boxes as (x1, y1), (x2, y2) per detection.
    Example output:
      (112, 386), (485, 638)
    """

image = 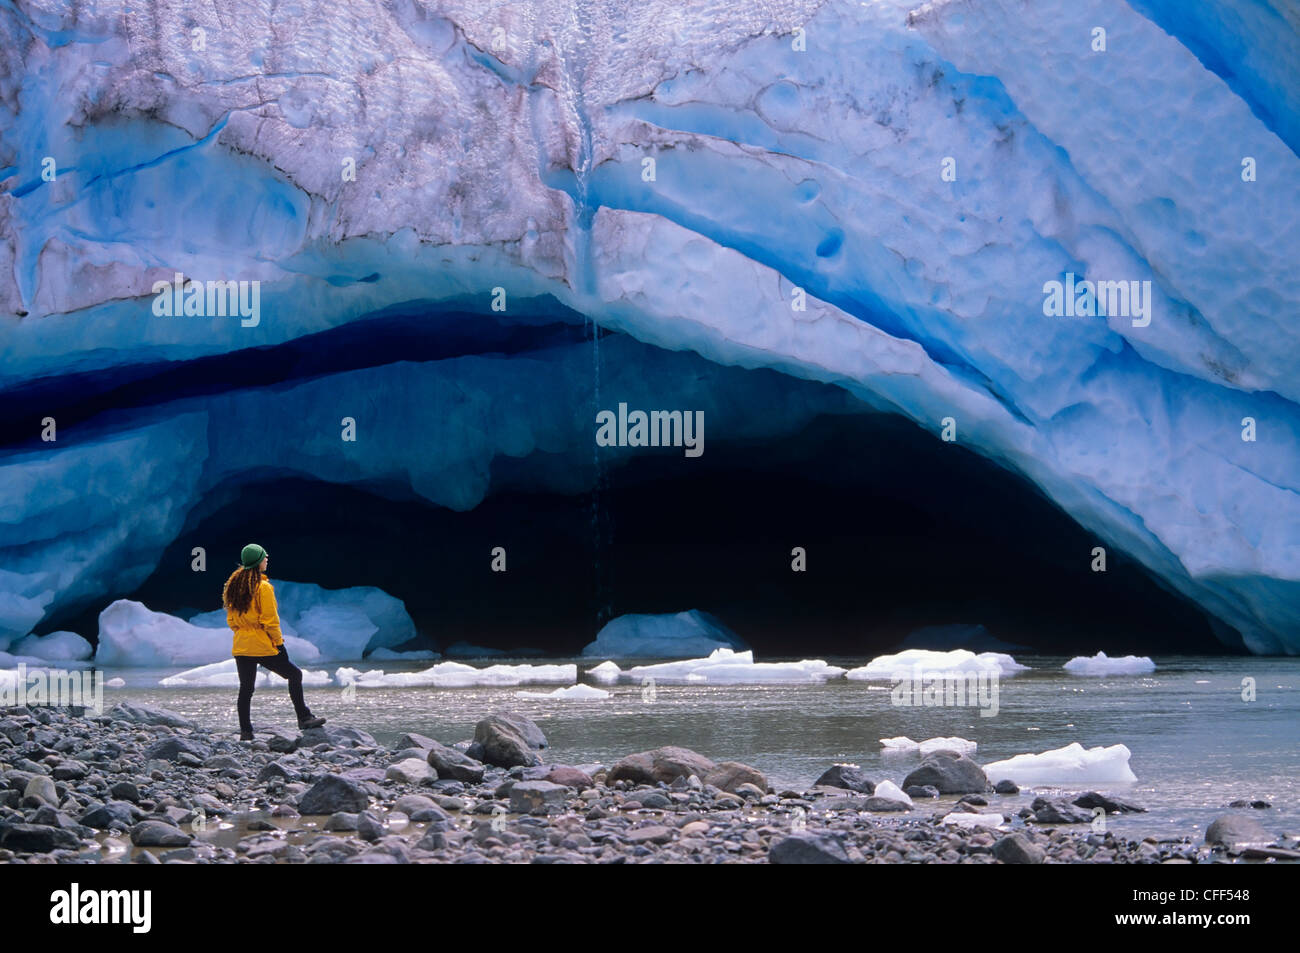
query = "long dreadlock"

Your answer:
(222, 567), (263, 615)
